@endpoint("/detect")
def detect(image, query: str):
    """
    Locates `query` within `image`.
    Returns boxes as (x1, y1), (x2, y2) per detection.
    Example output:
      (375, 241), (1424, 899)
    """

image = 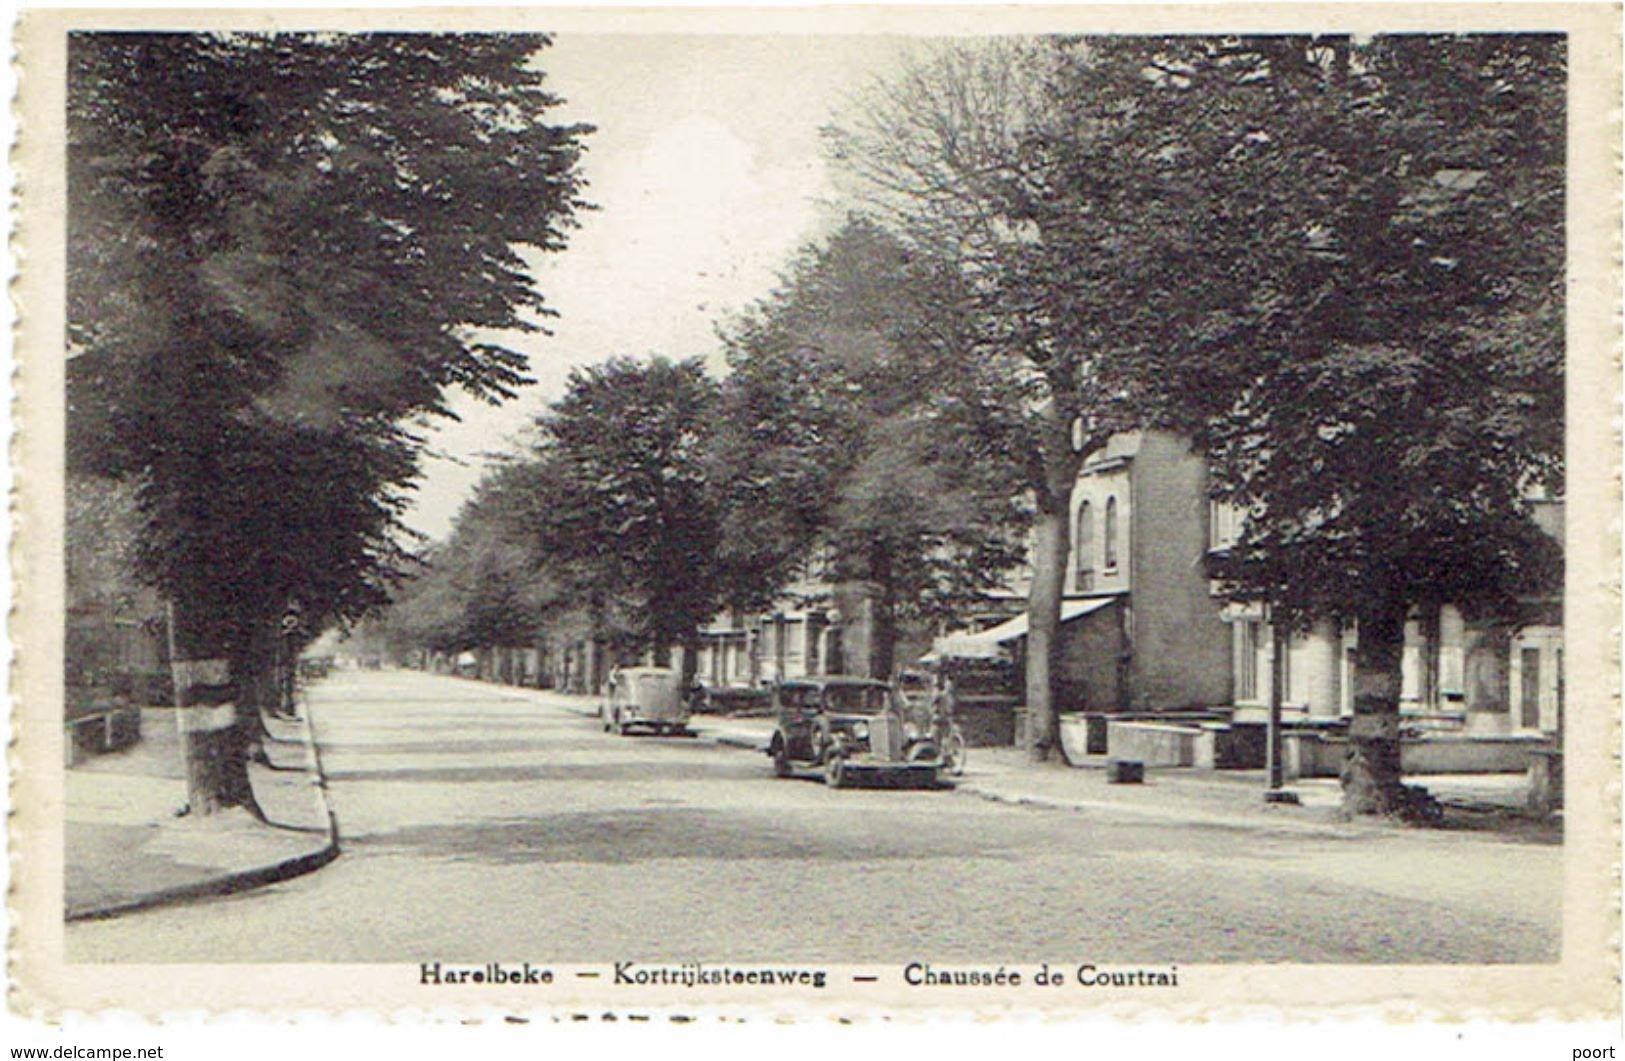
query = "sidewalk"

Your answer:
(493, 686), (1555, 839)
(680, 711), (1547, 838)
(65, 705), (338, 921)
(681, 713), (1368, 834)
